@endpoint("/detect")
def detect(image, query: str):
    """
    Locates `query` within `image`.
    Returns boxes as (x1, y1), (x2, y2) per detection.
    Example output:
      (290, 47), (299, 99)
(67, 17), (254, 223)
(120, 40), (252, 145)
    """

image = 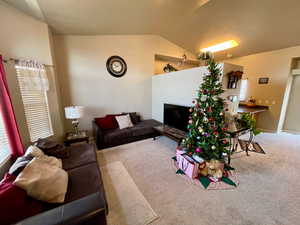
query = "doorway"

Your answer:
(283, 72), (300, 133)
